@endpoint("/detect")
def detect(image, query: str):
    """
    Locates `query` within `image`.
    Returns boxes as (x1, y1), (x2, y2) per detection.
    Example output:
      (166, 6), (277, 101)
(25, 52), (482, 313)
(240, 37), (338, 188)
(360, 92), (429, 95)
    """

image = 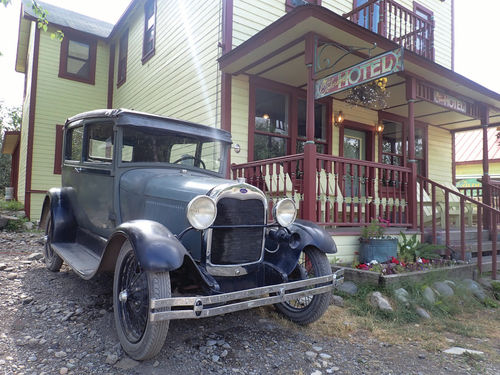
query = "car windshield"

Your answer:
(121, 126), (226, 173)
